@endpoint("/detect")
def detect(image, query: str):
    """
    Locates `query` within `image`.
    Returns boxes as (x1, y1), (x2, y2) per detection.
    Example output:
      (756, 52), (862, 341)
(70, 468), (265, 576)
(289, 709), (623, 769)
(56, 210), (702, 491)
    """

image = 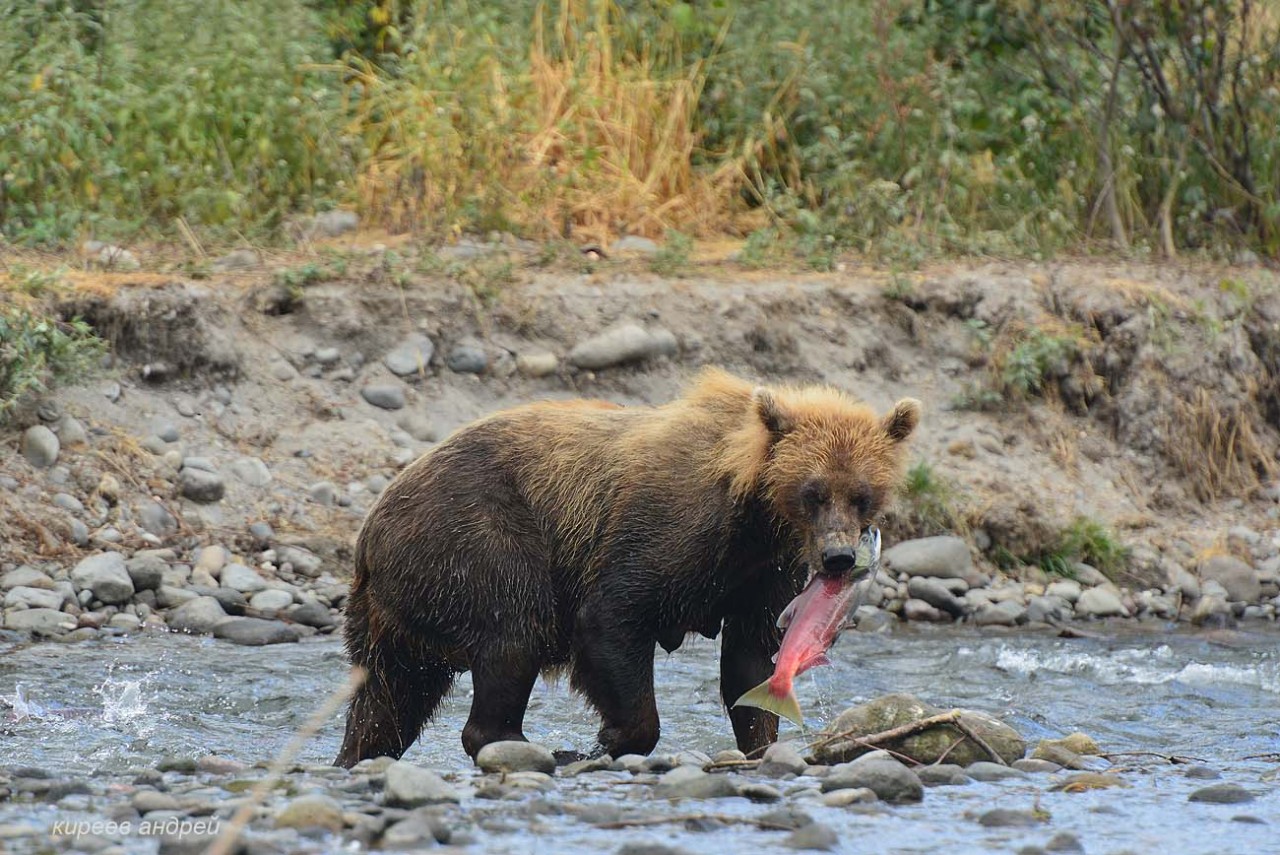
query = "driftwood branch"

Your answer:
(1100, 751), (1205, 765)
(594, 814), (795, 832)
(952, 715), (1008, 766)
